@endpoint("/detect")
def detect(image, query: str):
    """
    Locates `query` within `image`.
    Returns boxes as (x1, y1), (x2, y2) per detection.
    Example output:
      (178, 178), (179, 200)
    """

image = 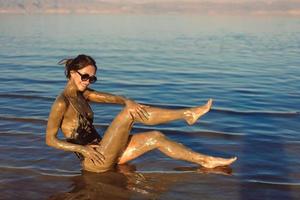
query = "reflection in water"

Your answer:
(48, 165), (135, 200)
(174, 166), (233, 176)
(48, 164), (234, 200)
